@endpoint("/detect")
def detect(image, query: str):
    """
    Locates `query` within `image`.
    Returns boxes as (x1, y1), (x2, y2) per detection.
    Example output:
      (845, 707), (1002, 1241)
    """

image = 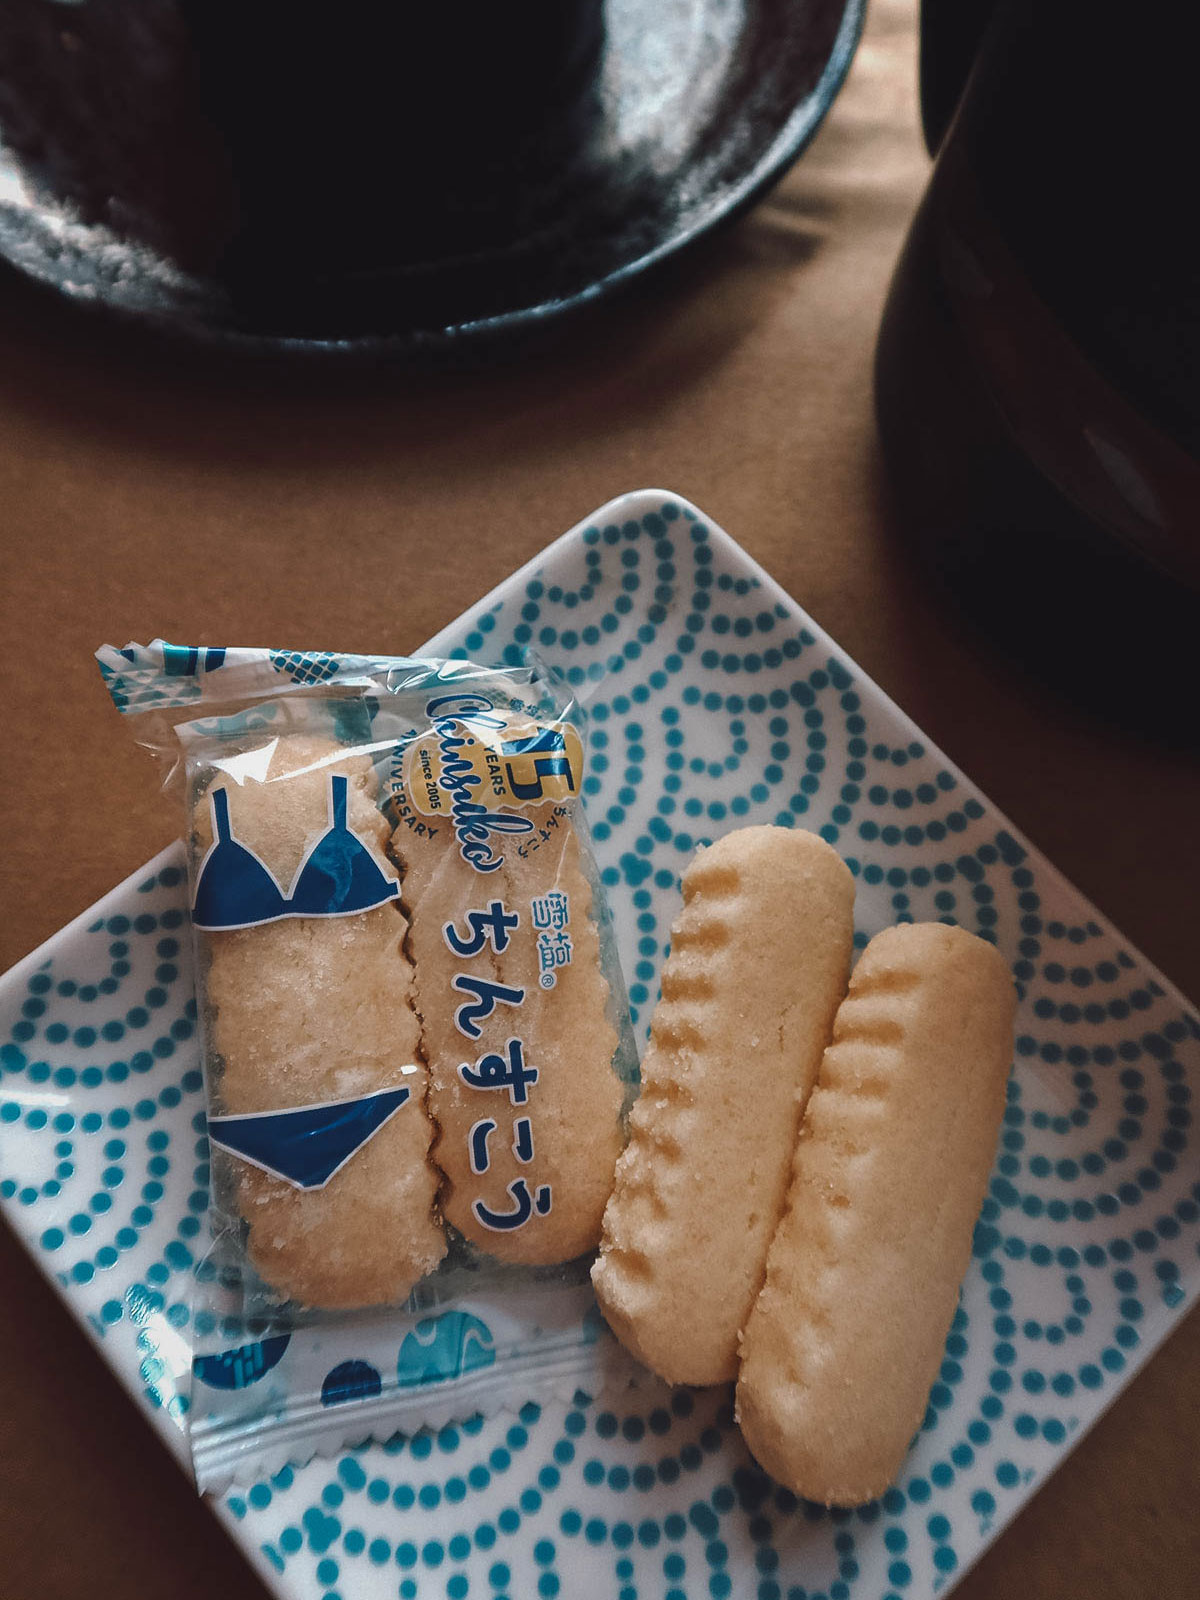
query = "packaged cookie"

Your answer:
(97, 642), (638, 1488)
